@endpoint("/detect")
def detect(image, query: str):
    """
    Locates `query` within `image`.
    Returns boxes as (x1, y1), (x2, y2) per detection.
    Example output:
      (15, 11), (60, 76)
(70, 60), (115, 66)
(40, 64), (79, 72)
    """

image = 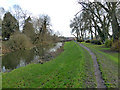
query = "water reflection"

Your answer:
(2, 42), (63, 72)
(49, 42), (62, 52)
